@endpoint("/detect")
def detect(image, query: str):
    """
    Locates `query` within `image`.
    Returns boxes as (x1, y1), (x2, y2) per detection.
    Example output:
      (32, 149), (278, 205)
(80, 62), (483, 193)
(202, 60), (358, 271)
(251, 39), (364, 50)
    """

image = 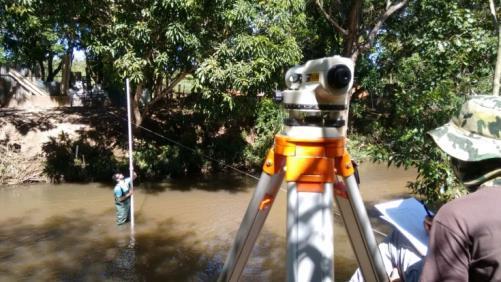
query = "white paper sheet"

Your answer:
(375, 198), (430, 256)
